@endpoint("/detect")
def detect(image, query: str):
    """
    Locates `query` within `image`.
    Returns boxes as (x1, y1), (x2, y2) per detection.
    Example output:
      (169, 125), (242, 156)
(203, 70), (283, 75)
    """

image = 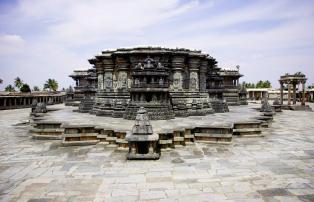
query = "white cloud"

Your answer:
(0, 34), (25, 55)
(10, 0), (199, 46)
(0, 0), (313, 90)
